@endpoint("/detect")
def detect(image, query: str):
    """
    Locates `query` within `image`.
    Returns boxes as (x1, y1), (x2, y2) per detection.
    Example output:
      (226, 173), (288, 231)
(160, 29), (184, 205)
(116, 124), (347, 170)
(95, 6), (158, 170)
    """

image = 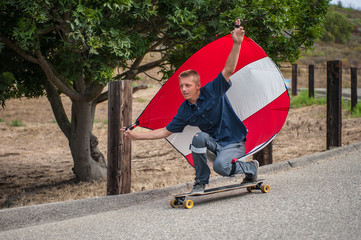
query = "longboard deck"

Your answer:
(174, 178), (266, 197)
(170, 179), (270, 209)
